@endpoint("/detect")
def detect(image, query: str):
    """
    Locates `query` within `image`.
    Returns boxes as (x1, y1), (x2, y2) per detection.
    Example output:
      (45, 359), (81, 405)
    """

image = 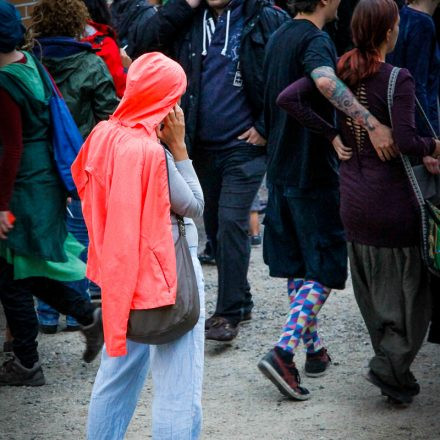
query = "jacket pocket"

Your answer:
(152, 249), (171, 290)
